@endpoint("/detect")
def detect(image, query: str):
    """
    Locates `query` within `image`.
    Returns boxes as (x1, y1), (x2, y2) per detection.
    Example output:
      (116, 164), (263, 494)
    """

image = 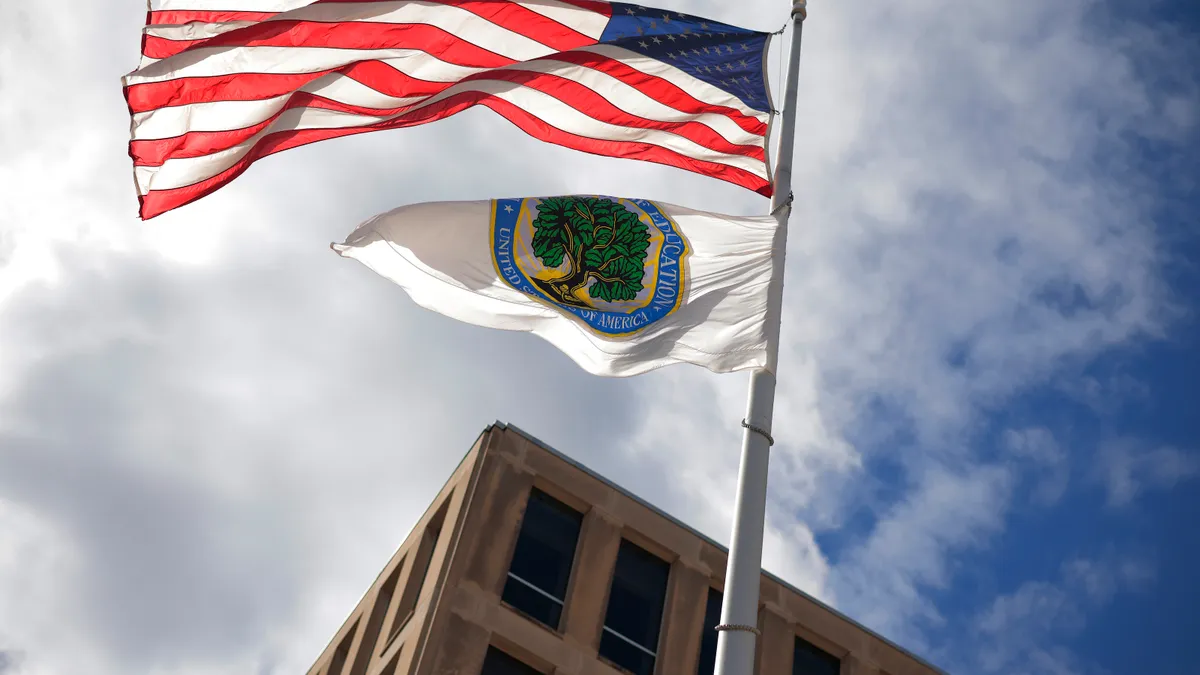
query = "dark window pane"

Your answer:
(390, 503), (447, 643)
(501, 489), (582, 629)
(599, 539), (670, 675)
(480, 646), (542, 675)
(599, 631), (656, 675)
(792, 636), (840, 675)
(502, 577), (564, 628)
(696, 588), (723, 675)
(327, 620), (358, 675)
